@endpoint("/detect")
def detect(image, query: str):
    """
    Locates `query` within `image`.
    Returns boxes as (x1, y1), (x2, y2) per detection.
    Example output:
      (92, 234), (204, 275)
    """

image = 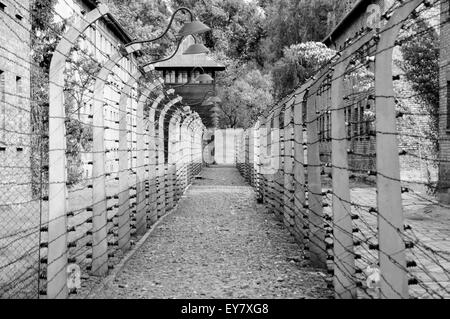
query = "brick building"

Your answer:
(438, 0), (450, 203)
(322, 0), (439, 179)
(322, 0), (391, 171)
(0, 0), (32, 203)
(56, 0), (140, 181)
